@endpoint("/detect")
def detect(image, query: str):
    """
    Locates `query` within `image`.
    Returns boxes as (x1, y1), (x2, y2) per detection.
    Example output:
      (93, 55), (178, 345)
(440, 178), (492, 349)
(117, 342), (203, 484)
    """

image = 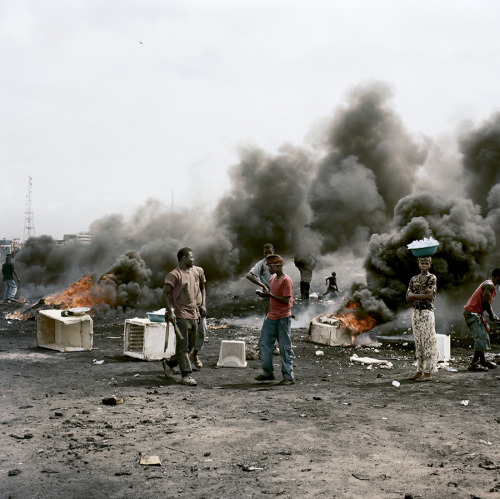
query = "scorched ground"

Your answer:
(1, 297), (499, 499)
